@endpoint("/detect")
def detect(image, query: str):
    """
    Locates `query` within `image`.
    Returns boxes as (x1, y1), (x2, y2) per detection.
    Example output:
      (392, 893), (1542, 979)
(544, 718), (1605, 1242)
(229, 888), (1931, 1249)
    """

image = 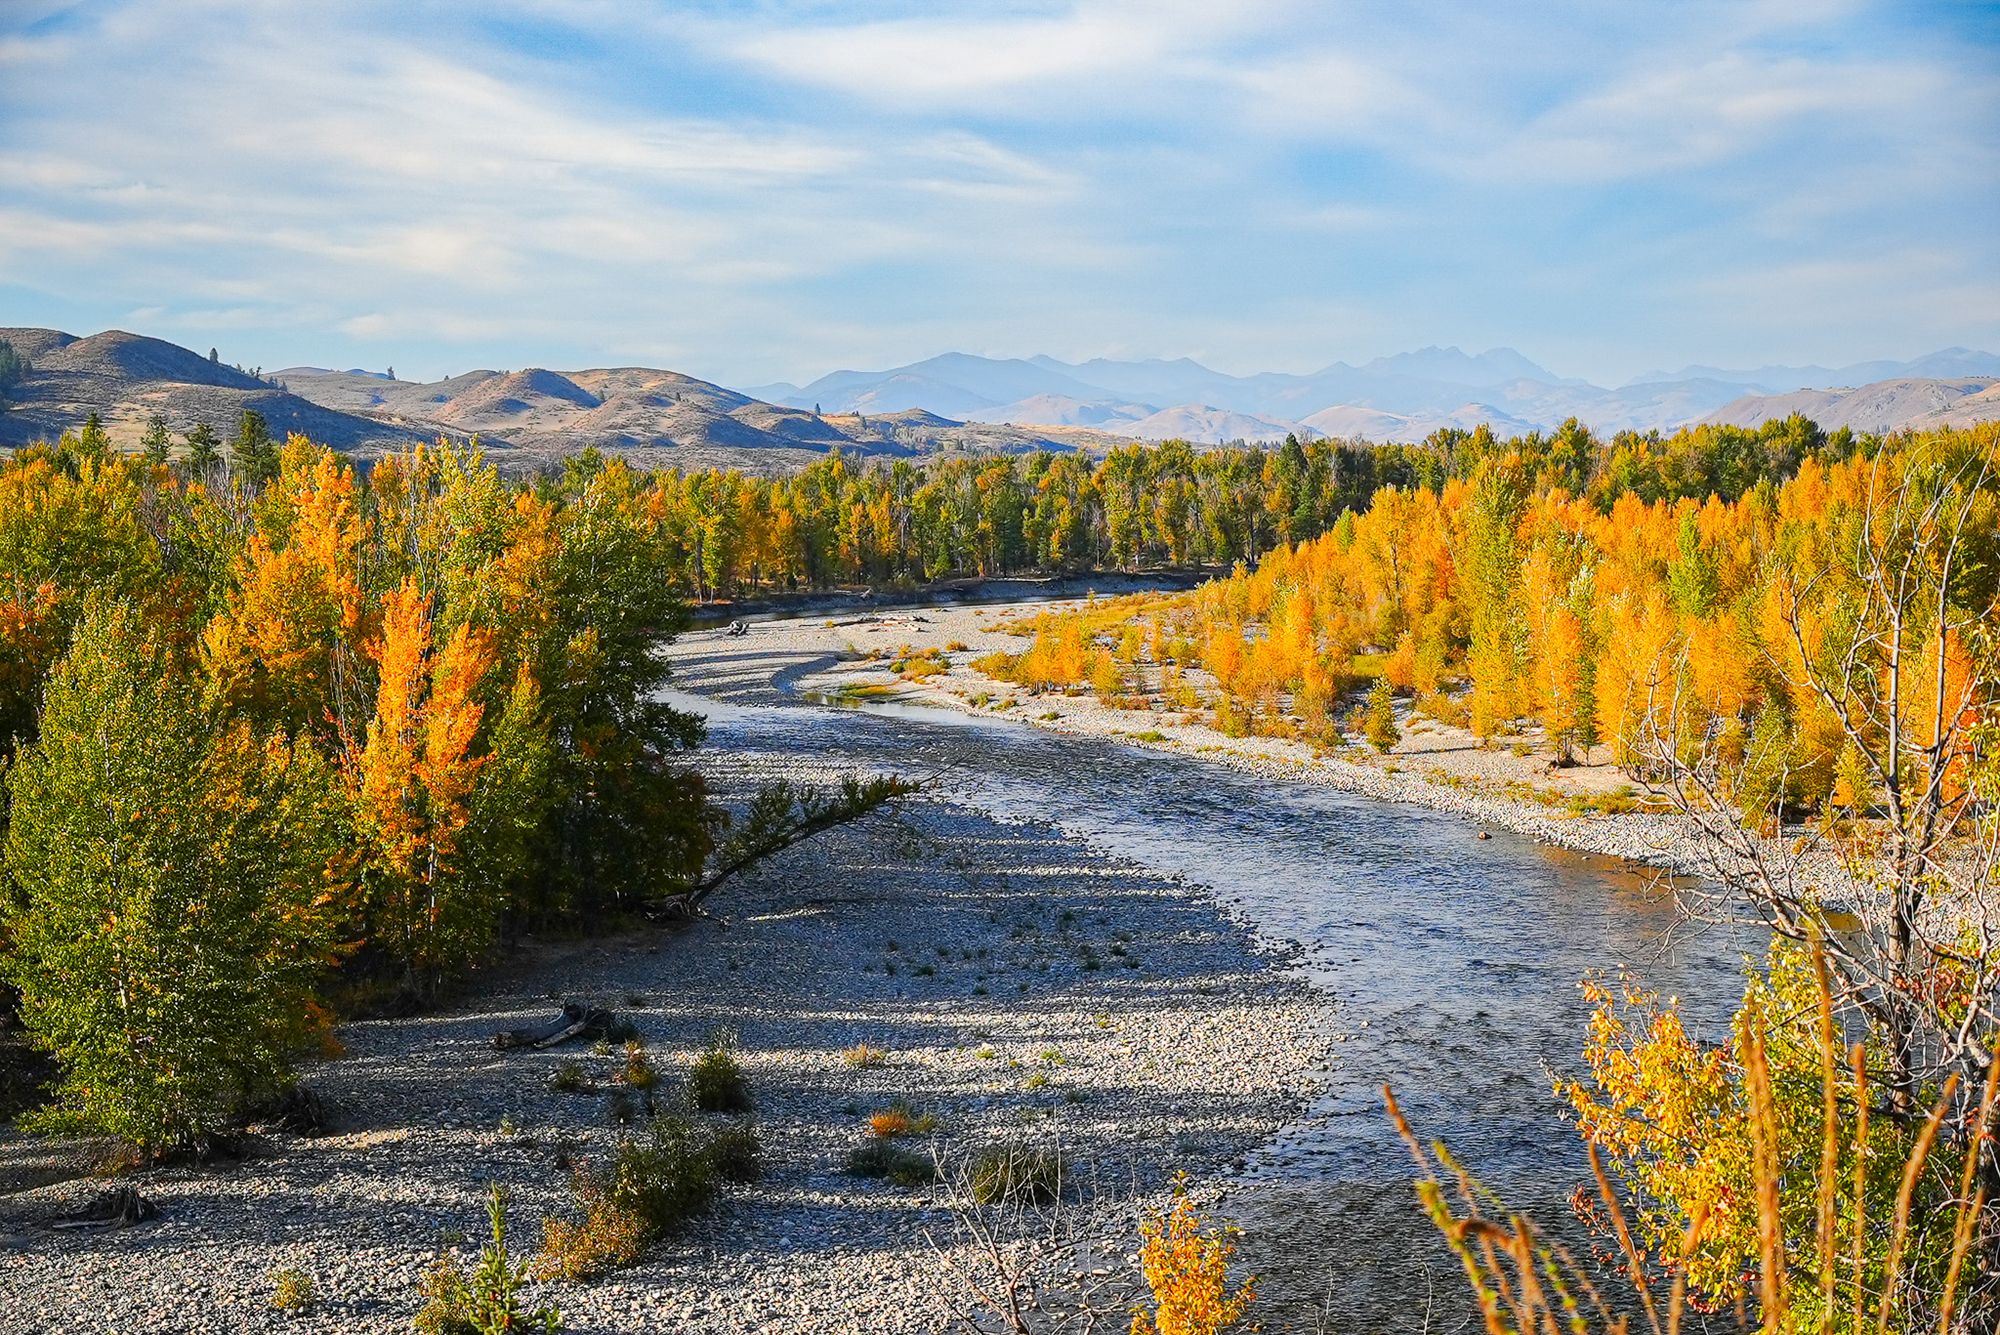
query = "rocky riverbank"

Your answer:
(0, 746), (1331, 1333)
(669, 602), (1743, 883)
